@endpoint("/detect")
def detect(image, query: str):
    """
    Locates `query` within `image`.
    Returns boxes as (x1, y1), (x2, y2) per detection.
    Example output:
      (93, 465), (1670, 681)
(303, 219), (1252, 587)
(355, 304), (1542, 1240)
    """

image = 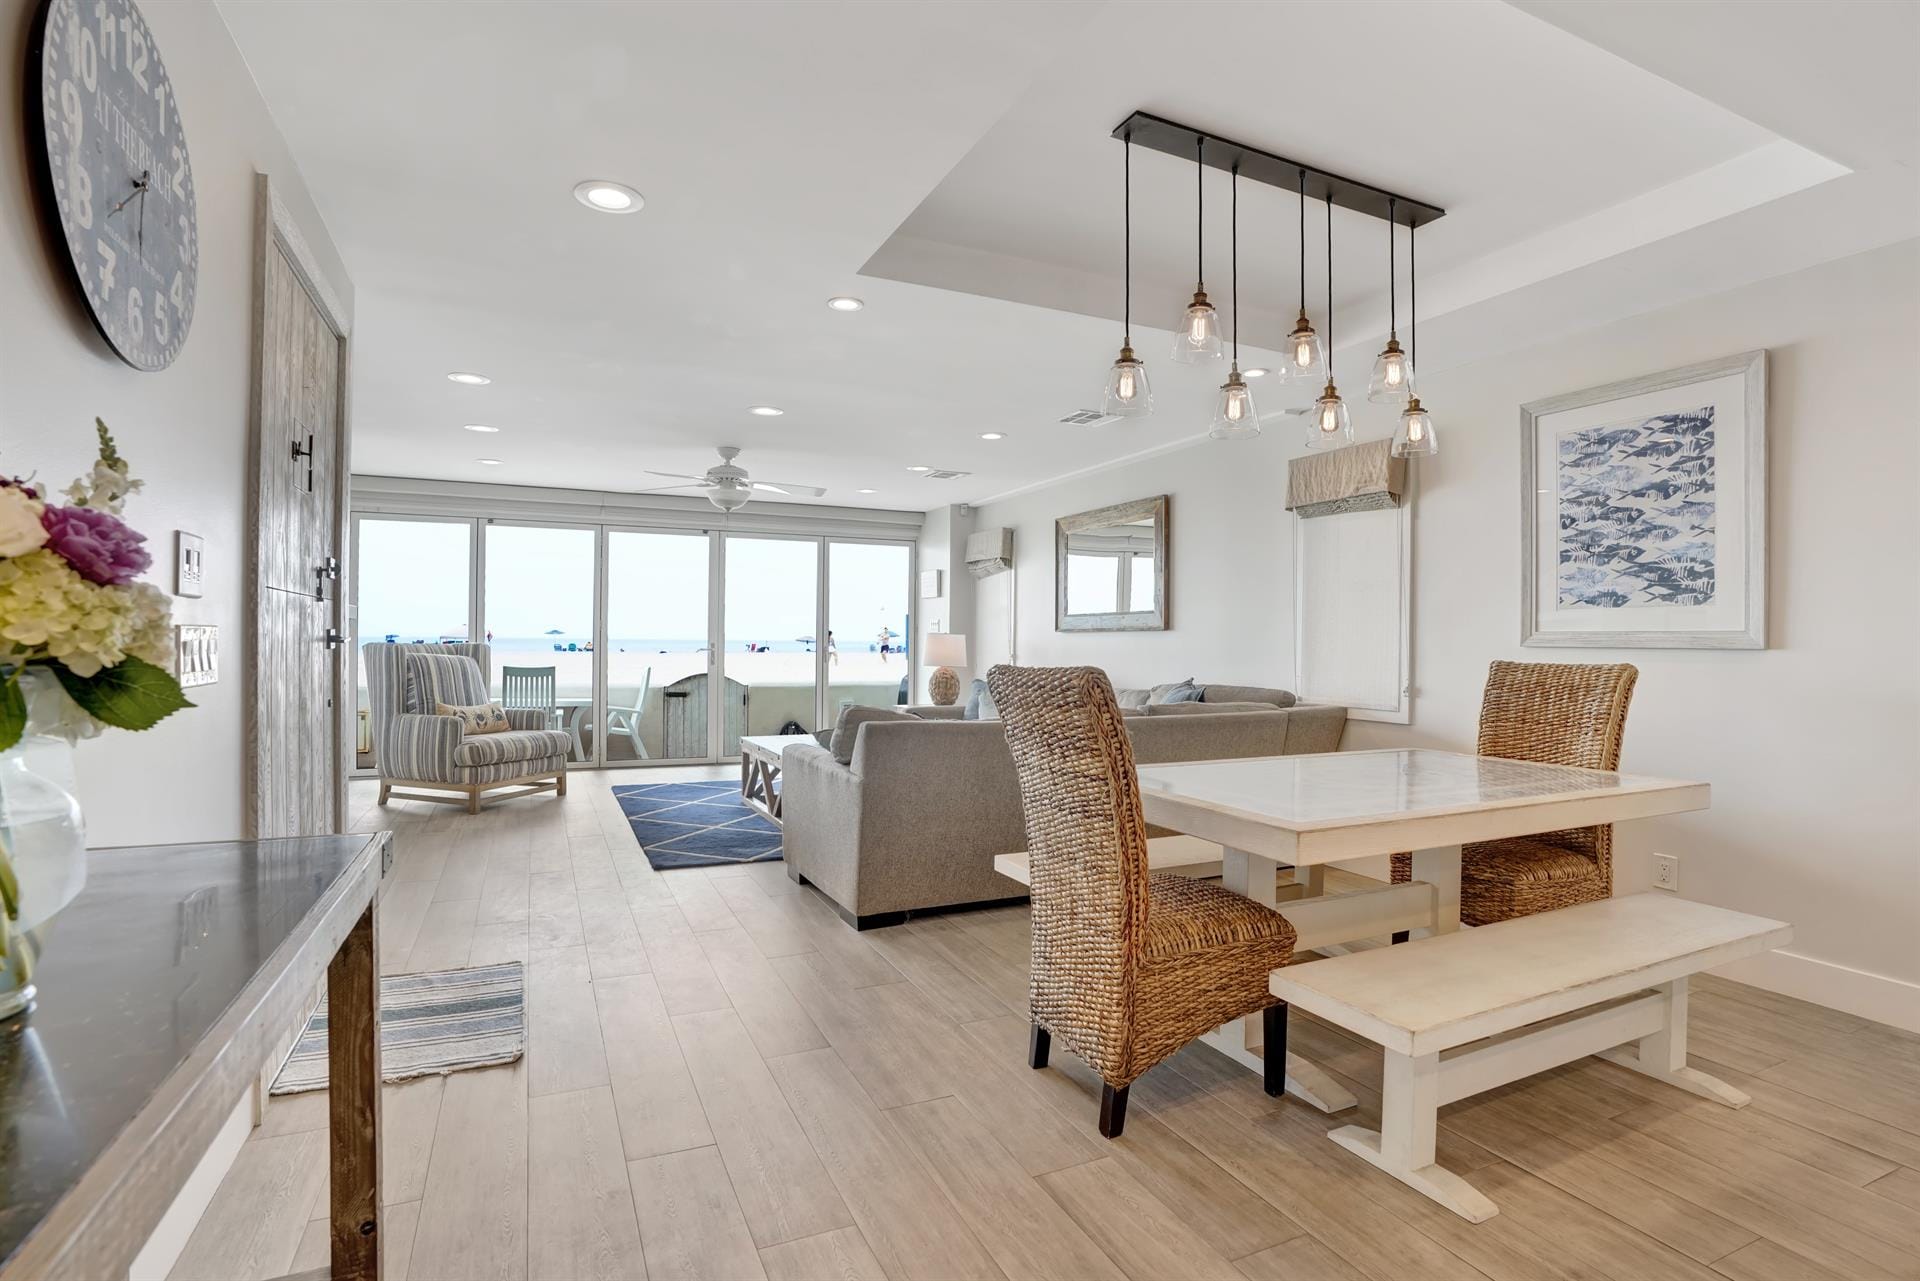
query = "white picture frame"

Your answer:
(1521, 350), (1766, 649)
